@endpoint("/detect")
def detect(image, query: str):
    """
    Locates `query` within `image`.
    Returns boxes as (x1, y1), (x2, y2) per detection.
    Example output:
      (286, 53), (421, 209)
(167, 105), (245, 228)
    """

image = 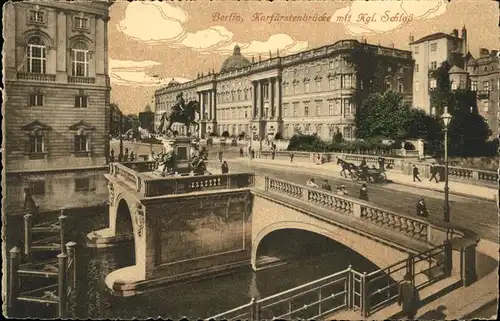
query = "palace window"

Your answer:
(430, 43), (437, 52)
(415, 64), (419, 72)
(415, 81), (420, 92)
(305, 67), (309, 75)
(342, 75), (352, 88)
(315, 101), (321, 116)
(429, 79), (437, 89)
(316, 64), (322, 72)
(245, 111), (248, 118)
(72, 42), (90, 77)
(244, 89), (248, 100)
(304, 102), (309, 116)
(329, 126), (335, 138)
(74, 14), (89, 30)
(29, 9), (45, 23)
(27, 36), (47, 74)
(335, 100), (341, 114)
(283, 84), (289, 95)
(328, 101), (334, 115)
(329, 78), (334, 90)
(343, 99), (353, 115)
(30, 180), (46, 196)
(293, 83), (299, 95)
(283, 104), (288, 117)
(483, 81), (490, 91)
(74, 134), (89, 152)
(263, 84), (270, 100)
(30, 134), (44, 153)
(460, 80), (466, 89)
(398, 82), (404, 93)
(316, 79), (321, 92)
(75, 94), (88, 108)
(343, 126), (353, 140)
(430, 61), (437, 70)
(304, 82), (310, 93)
(360, 80), (364, 90)
(29, 92), (44, 107)
(293, 103), (298, 116)
(329, 61), (334, 69)
(414, 46), (419, 54)
(304, 124), (311, 134)
(451, 81), (457, 90)
(75, 177), (90, 192)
